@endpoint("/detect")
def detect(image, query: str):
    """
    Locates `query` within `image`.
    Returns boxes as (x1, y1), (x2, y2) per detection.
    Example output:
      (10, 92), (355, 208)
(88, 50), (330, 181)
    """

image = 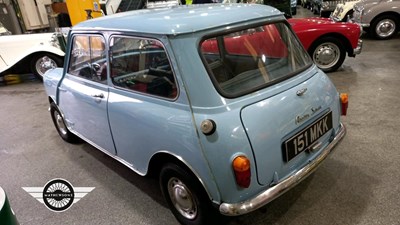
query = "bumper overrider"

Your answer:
(353, 39), (363, 55)
(219, 123), (346, 216)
